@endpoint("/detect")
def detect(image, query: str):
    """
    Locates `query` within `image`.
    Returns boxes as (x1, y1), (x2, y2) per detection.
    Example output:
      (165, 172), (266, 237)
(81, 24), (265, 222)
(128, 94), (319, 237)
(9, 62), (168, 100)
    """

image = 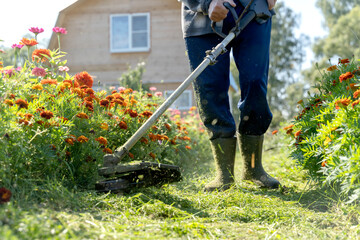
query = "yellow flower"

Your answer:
(32, 84), (43, 90)
(100, 123), (109, 130)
